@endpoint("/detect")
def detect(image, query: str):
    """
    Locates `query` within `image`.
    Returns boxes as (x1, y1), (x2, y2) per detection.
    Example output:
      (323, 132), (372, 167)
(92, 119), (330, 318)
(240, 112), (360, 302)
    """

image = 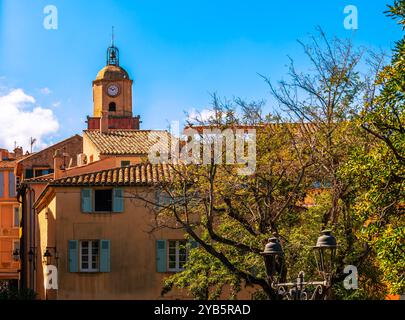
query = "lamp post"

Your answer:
(43, 247), (58, 265)
(43, 248), (52, 265)
(262, 230), (337, 300)
(12, 249), (20, 262)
